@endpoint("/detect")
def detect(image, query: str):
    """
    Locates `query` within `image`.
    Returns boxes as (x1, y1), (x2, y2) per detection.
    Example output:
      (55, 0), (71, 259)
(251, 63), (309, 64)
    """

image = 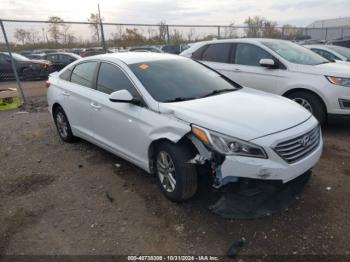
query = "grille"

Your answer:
(339, 99), (350, 110)
(274, 126), (321, 164)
